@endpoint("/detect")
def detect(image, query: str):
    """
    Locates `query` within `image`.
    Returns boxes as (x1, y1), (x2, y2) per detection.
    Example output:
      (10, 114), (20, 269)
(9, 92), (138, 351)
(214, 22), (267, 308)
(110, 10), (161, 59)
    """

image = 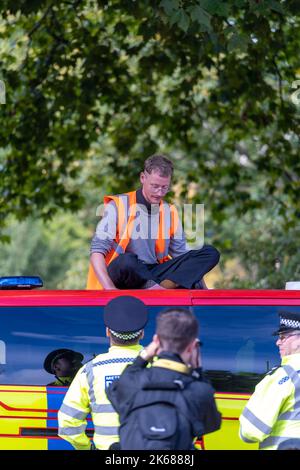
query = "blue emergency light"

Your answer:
(0, 276), (43, 289)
